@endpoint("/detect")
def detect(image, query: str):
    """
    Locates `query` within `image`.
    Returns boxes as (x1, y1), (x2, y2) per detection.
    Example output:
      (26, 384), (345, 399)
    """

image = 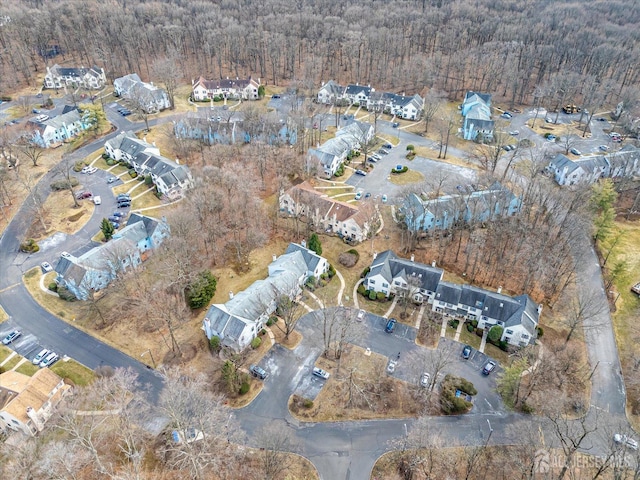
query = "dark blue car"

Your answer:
(385, 318), (397, 333)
